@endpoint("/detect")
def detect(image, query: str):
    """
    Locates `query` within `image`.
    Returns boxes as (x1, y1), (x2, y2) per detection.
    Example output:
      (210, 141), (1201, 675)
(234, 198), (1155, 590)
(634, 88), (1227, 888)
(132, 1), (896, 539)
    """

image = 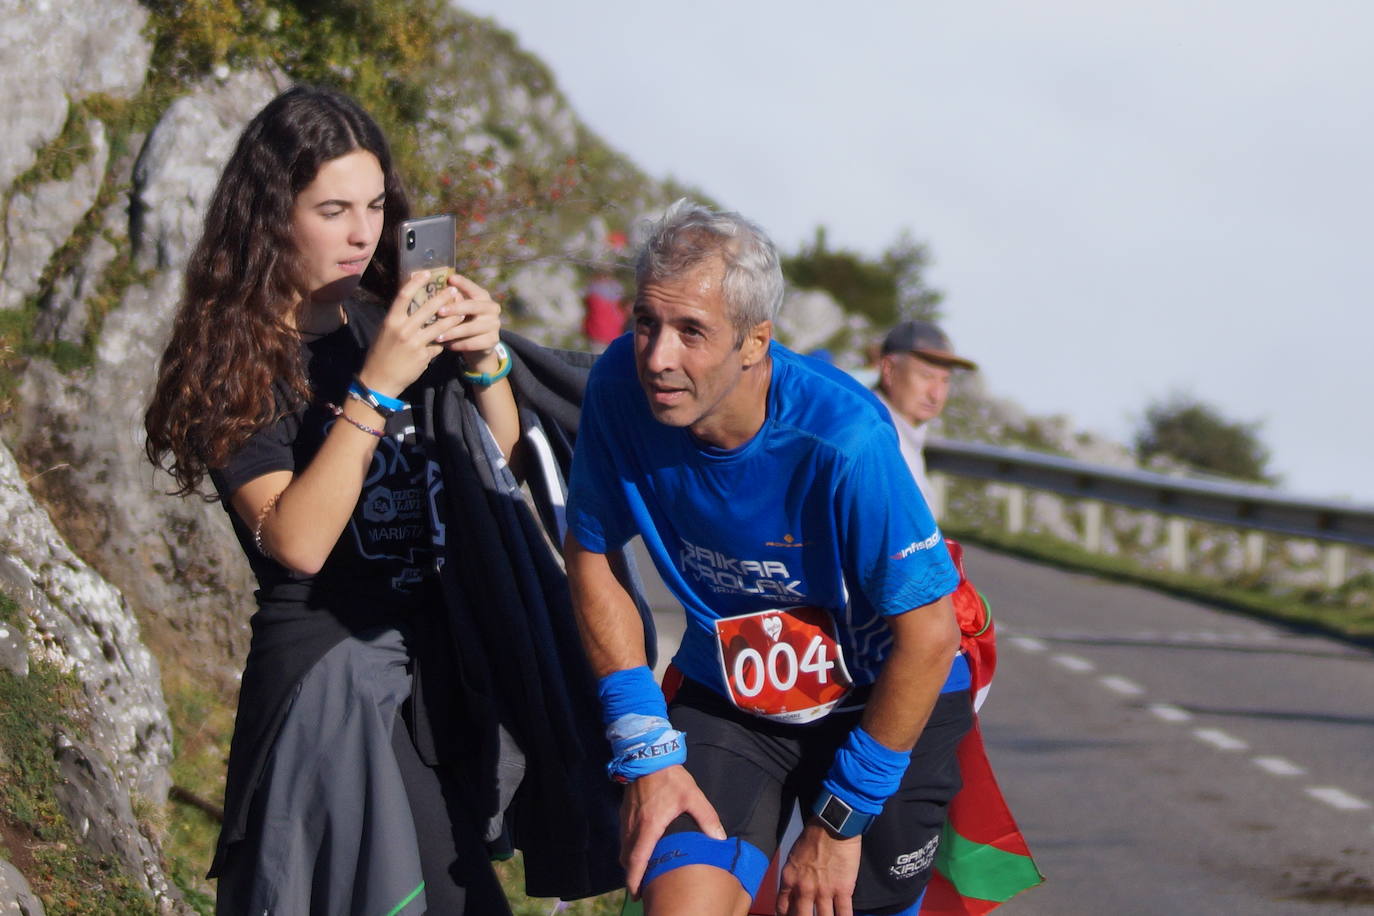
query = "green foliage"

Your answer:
(783, 227), (942, 328)
(1134, 394), (1274, 483)
(0, 593), (158, 914)
(143, 0), (455, 176)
